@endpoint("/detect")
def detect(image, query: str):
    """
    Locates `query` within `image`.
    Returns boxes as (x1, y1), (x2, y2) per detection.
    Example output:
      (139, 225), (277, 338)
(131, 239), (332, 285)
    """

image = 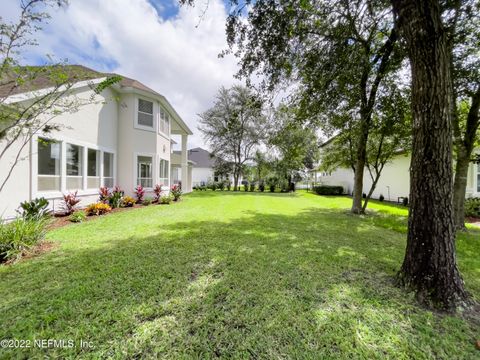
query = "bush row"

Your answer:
(313, 185), (344, 195)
